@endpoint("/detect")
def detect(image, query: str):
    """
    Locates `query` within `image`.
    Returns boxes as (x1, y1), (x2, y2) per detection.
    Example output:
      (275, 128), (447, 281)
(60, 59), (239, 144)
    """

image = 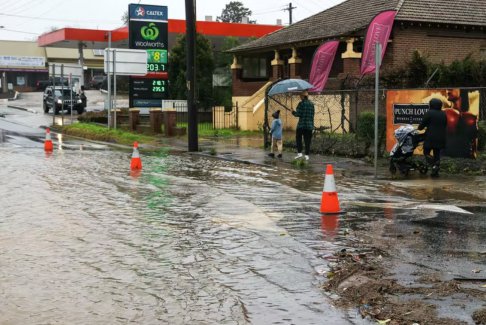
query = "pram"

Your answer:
(389, 125), (428, 176)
